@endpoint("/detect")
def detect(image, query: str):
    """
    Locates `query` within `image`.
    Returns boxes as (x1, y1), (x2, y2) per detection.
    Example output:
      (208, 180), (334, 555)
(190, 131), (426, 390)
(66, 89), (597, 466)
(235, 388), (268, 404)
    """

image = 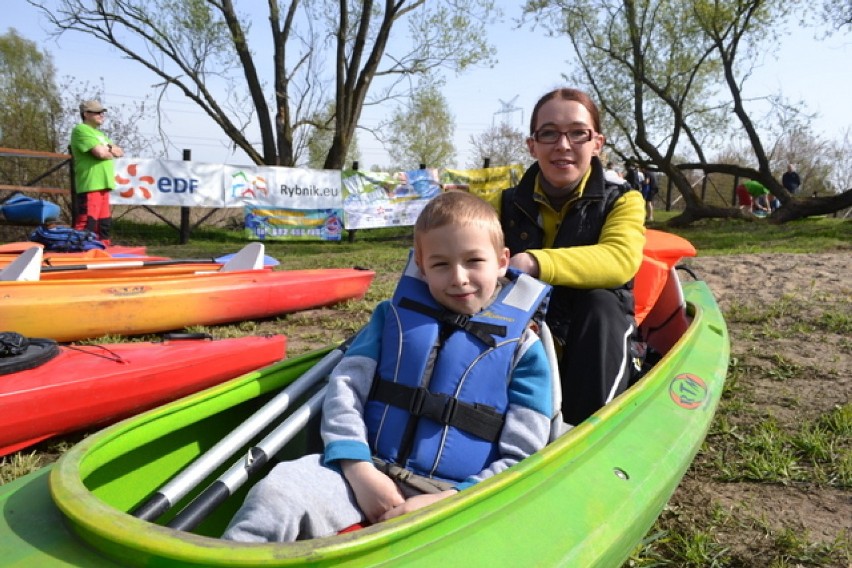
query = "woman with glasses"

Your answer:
(495, 87), (646, 427)
(69, 99), (124, 246)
